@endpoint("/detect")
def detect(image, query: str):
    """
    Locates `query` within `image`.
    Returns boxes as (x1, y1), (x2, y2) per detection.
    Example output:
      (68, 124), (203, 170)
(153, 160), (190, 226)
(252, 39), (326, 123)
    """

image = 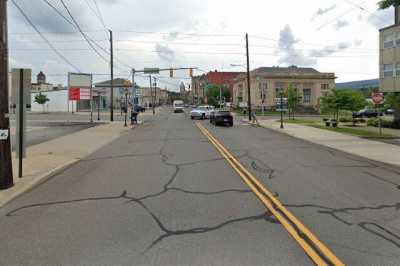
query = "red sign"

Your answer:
(69, 87), (80, 100)
(372, 92), (384, 105)
(69, 87), (91, 100)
